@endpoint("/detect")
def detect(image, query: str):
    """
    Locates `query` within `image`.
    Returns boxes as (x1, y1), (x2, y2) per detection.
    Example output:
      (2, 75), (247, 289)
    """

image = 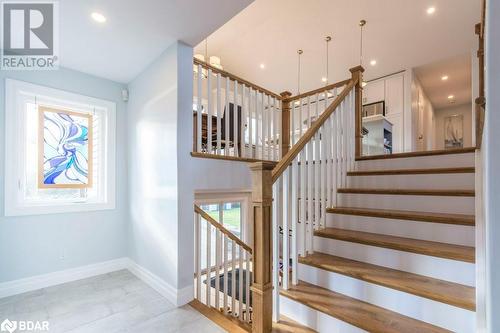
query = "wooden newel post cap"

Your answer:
(349, 65), (365, 74)
(280, 91), (292, 99)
